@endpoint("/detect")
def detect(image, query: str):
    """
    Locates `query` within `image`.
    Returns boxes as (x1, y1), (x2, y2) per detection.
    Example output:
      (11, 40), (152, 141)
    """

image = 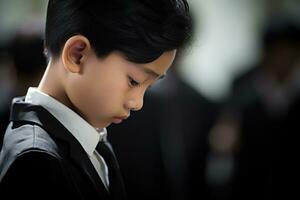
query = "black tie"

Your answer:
(96, 140), (127, 200)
